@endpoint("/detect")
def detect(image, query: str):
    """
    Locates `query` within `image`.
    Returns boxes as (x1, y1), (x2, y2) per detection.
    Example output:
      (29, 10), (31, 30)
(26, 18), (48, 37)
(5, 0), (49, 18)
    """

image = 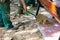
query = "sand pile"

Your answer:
(36, 14), (54, 26)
